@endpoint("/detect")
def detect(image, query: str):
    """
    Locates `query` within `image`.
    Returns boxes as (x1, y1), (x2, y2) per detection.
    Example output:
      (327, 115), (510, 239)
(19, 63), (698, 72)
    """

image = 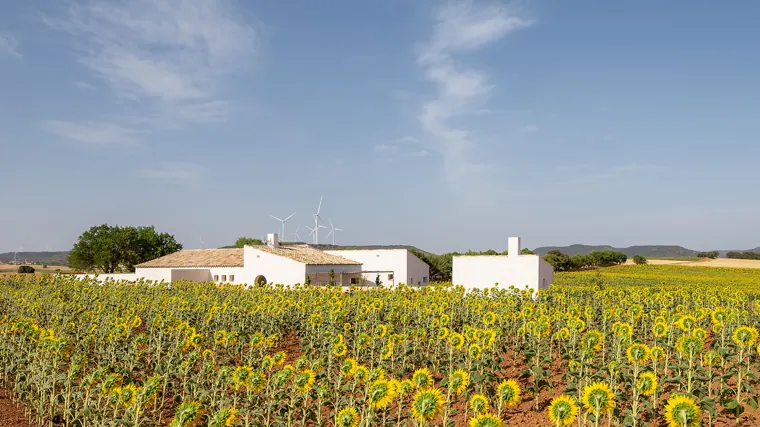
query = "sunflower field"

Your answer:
(1, 266), (760, 426)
